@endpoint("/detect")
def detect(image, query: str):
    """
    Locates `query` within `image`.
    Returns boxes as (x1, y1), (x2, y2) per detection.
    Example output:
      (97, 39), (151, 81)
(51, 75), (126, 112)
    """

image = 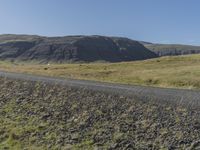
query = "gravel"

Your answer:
(0, 72), (200, 149)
